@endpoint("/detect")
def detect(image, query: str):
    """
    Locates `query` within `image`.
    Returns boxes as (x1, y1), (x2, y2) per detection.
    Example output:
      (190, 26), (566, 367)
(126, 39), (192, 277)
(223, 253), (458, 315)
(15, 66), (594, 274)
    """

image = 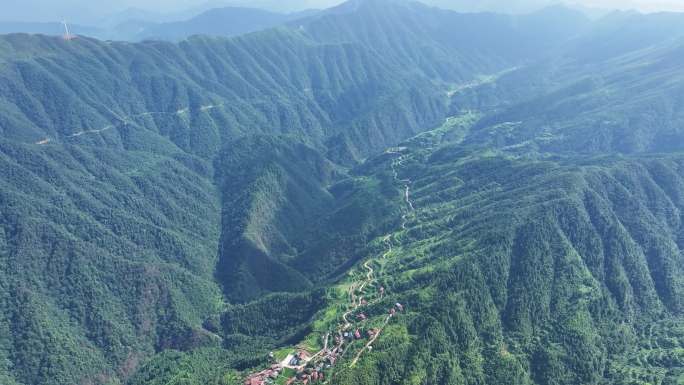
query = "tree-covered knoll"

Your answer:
(214, 135), (398, 301)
